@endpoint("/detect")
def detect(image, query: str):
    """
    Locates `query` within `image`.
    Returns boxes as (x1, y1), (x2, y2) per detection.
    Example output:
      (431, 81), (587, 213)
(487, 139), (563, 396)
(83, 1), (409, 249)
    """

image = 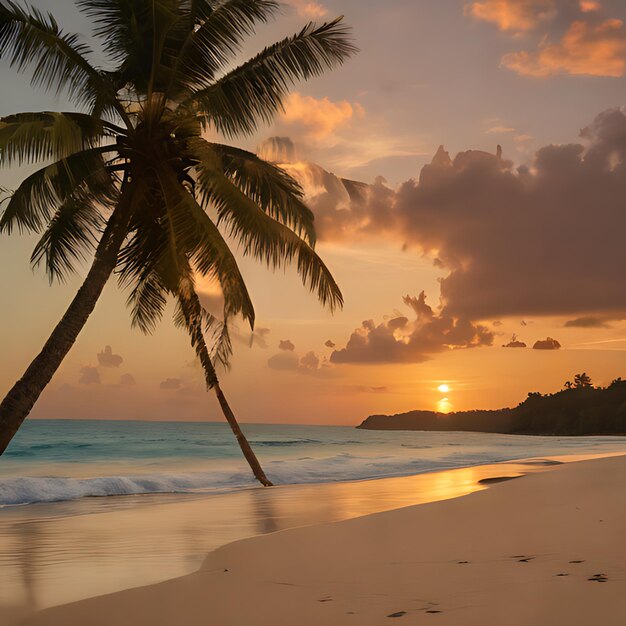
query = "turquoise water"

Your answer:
(2, 419), (626, 506)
